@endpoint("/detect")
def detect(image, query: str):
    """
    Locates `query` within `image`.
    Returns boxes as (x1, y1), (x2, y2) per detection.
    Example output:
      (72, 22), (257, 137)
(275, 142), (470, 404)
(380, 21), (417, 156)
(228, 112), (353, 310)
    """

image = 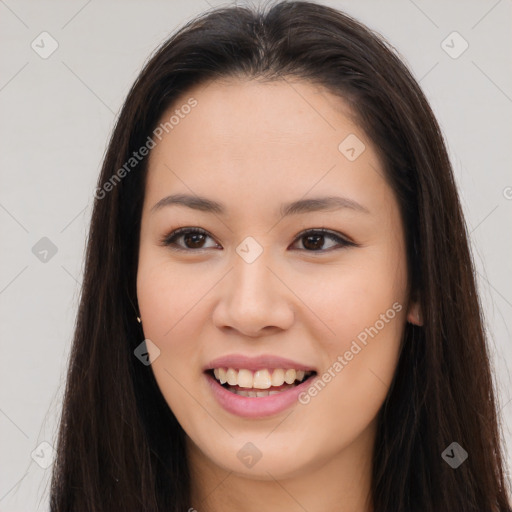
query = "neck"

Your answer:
(186, 420), (376, 512)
